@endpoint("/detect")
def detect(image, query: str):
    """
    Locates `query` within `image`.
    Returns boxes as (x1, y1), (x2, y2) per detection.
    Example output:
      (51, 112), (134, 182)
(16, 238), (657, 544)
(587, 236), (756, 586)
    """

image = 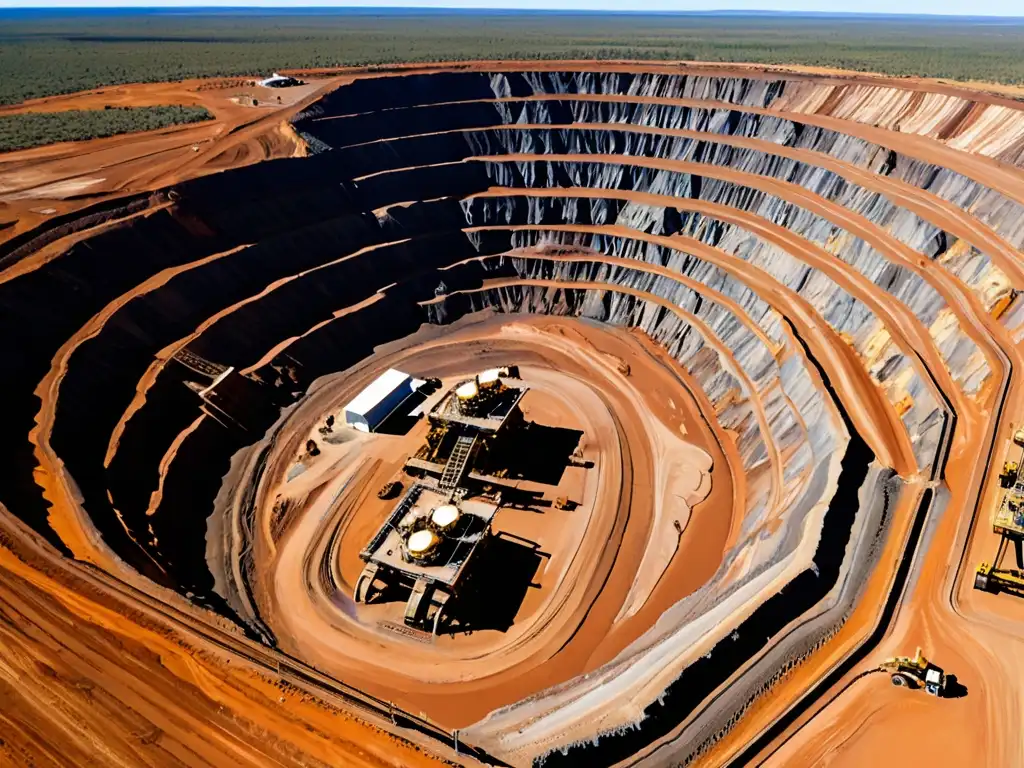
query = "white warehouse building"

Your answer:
(343, 369), (420, 433)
